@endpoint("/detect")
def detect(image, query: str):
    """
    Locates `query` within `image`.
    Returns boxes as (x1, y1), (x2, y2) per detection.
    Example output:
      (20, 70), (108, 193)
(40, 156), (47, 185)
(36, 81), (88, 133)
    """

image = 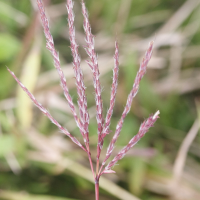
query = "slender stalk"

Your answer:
(87, 151), (95, 180)
(98, 164), (104, 177)
(96, 159), (100, 176)
(95, 178), (99, 200)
